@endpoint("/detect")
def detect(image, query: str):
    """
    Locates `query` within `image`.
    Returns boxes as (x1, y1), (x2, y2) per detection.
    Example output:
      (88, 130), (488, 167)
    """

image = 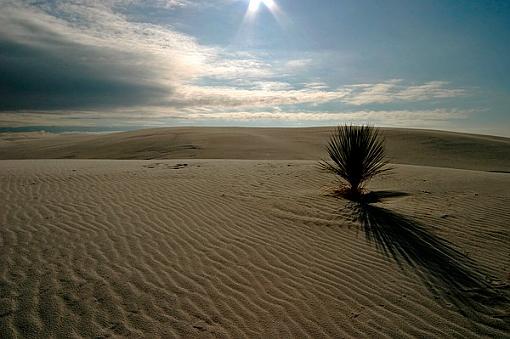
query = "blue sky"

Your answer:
(0, 0), (509, 136)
